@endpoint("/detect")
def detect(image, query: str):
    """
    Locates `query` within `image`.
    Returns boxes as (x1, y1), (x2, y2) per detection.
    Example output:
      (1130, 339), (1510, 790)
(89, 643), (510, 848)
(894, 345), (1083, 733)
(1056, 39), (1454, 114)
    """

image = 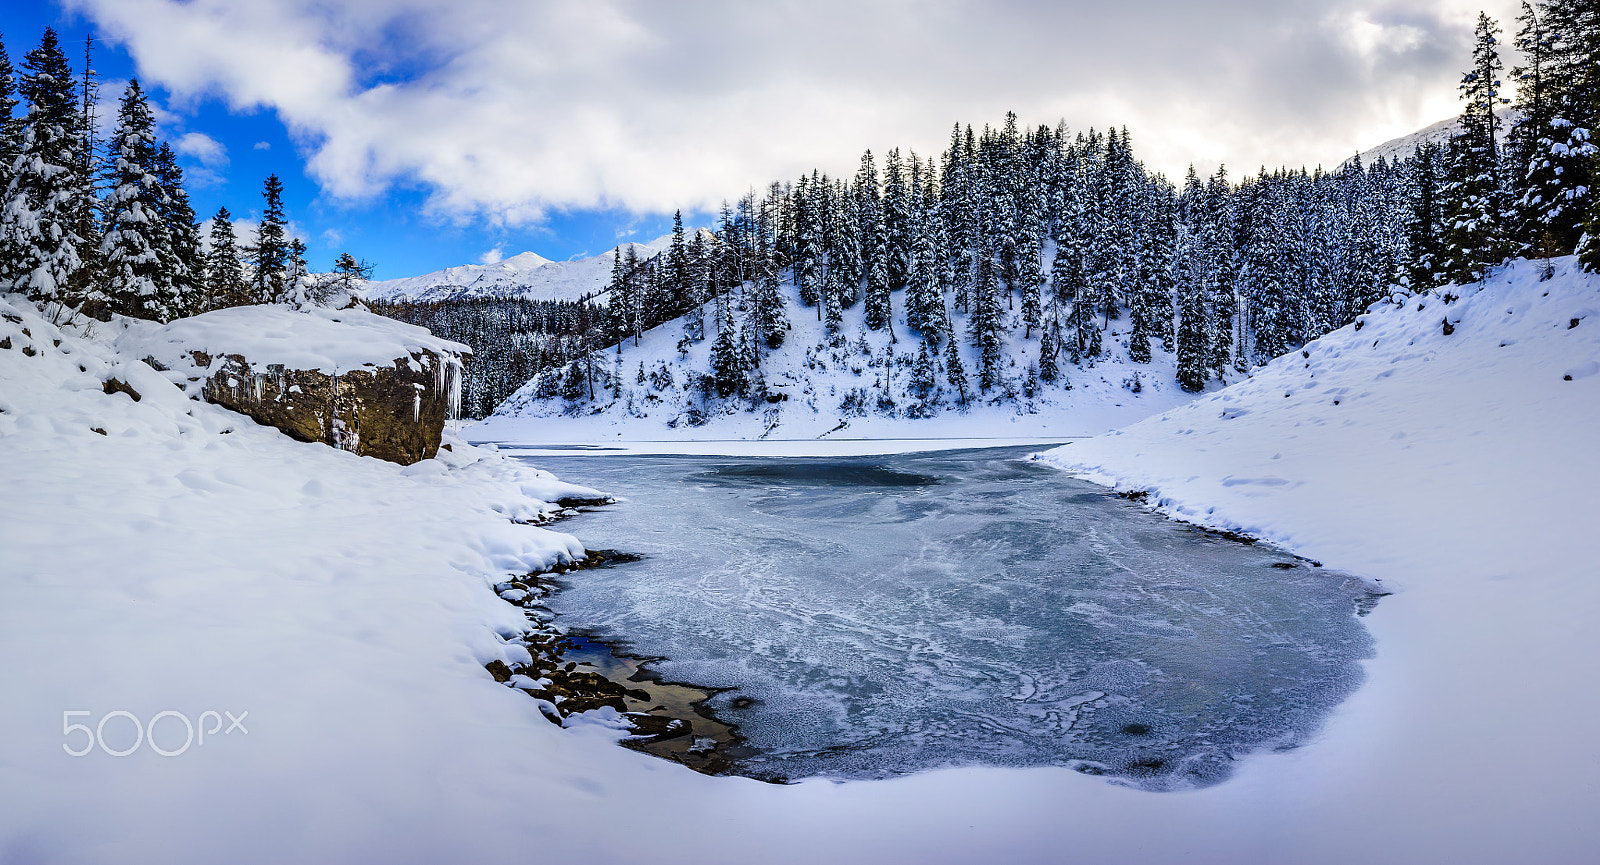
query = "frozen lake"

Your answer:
(524, 446), (1378, 788)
